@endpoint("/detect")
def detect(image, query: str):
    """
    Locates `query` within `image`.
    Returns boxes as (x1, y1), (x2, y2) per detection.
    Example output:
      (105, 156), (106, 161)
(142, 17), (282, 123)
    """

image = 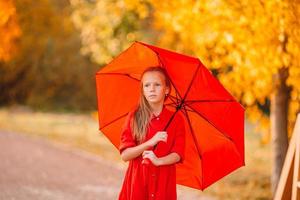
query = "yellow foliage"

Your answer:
(0, 0), (21, 62)
(70, 0), (149, 64)
(124, 0), (149, 19)
(71, 0), (300, 141)
(143, 0), (300, 140)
